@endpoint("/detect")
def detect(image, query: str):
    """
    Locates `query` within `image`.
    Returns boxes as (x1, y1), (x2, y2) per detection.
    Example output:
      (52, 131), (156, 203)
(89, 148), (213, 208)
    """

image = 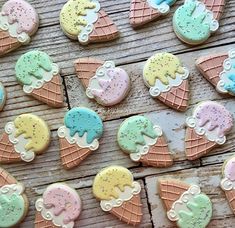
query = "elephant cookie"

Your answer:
(74, 58), (130, 106)
(35, 183), (82, 228)
(15, 50), (64, 107)
(60, 0), (119, 45)
(185, 101), (233, 160)
(0, 113), (51, 163)
(93, 166), (143, 226)
(196, 48), (235, 96)
(0, 0), (39, 56)
(0, 82), (6, 111)
(159, 179), (213, 228)
(130, 0), (177, 27)
(117, 115), (173, 167)
(143, 52), (190, 111)
(0, 167), (29, 227)
(173, 0), (225, 45)
(57, 107), (103, 169)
